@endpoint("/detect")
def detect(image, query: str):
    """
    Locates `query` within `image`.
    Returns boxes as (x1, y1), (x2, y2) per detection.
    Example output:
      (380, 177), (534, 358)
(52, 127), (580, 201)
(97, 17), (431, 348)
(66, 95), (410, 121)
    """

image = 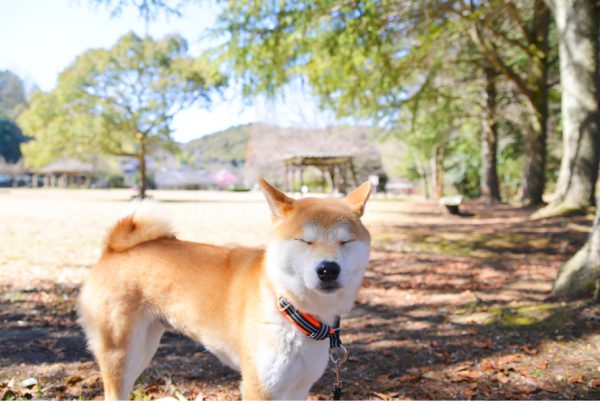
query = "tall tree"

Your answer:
(553, 196), (600, 298)
(538, 0), (599, 217)
(0, 117), (29, 163)
(547, 0), (600, 298)
(19, 32), (224, 198)
(480, 62), (501, 202)
(467, 0), (552, 205)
